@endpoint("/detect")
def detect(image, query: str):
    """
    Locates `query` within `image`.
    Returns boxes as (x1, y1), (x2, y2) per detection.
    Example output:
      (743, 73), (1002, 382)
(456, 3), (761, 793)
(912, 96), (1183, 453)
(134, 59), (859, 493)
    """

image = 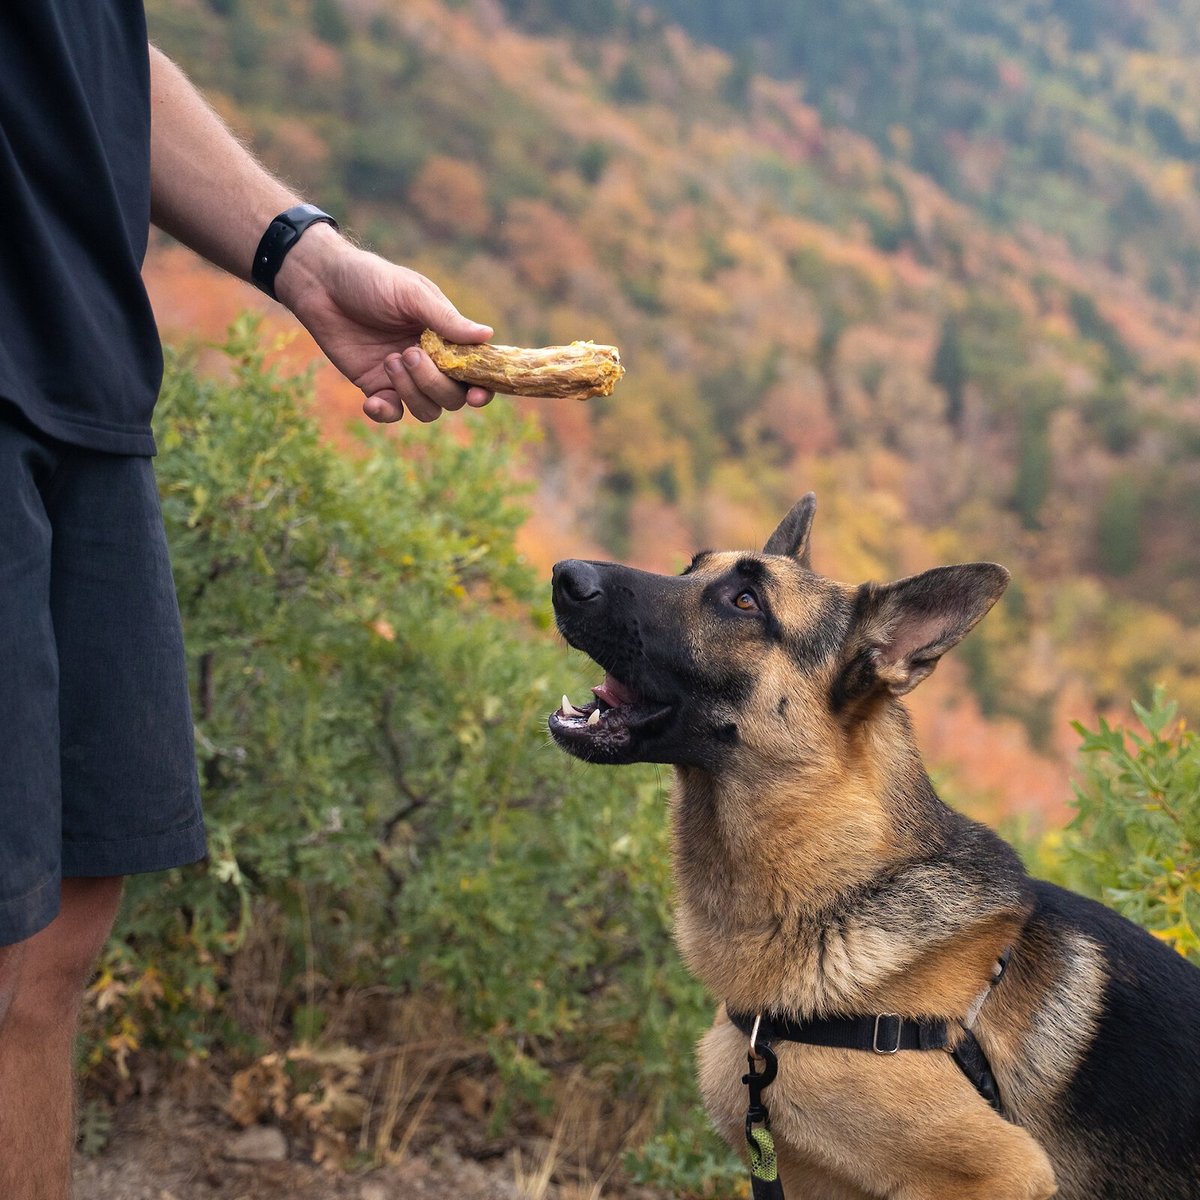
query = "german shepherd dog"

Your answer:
(548, 496), (1200, 1199)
